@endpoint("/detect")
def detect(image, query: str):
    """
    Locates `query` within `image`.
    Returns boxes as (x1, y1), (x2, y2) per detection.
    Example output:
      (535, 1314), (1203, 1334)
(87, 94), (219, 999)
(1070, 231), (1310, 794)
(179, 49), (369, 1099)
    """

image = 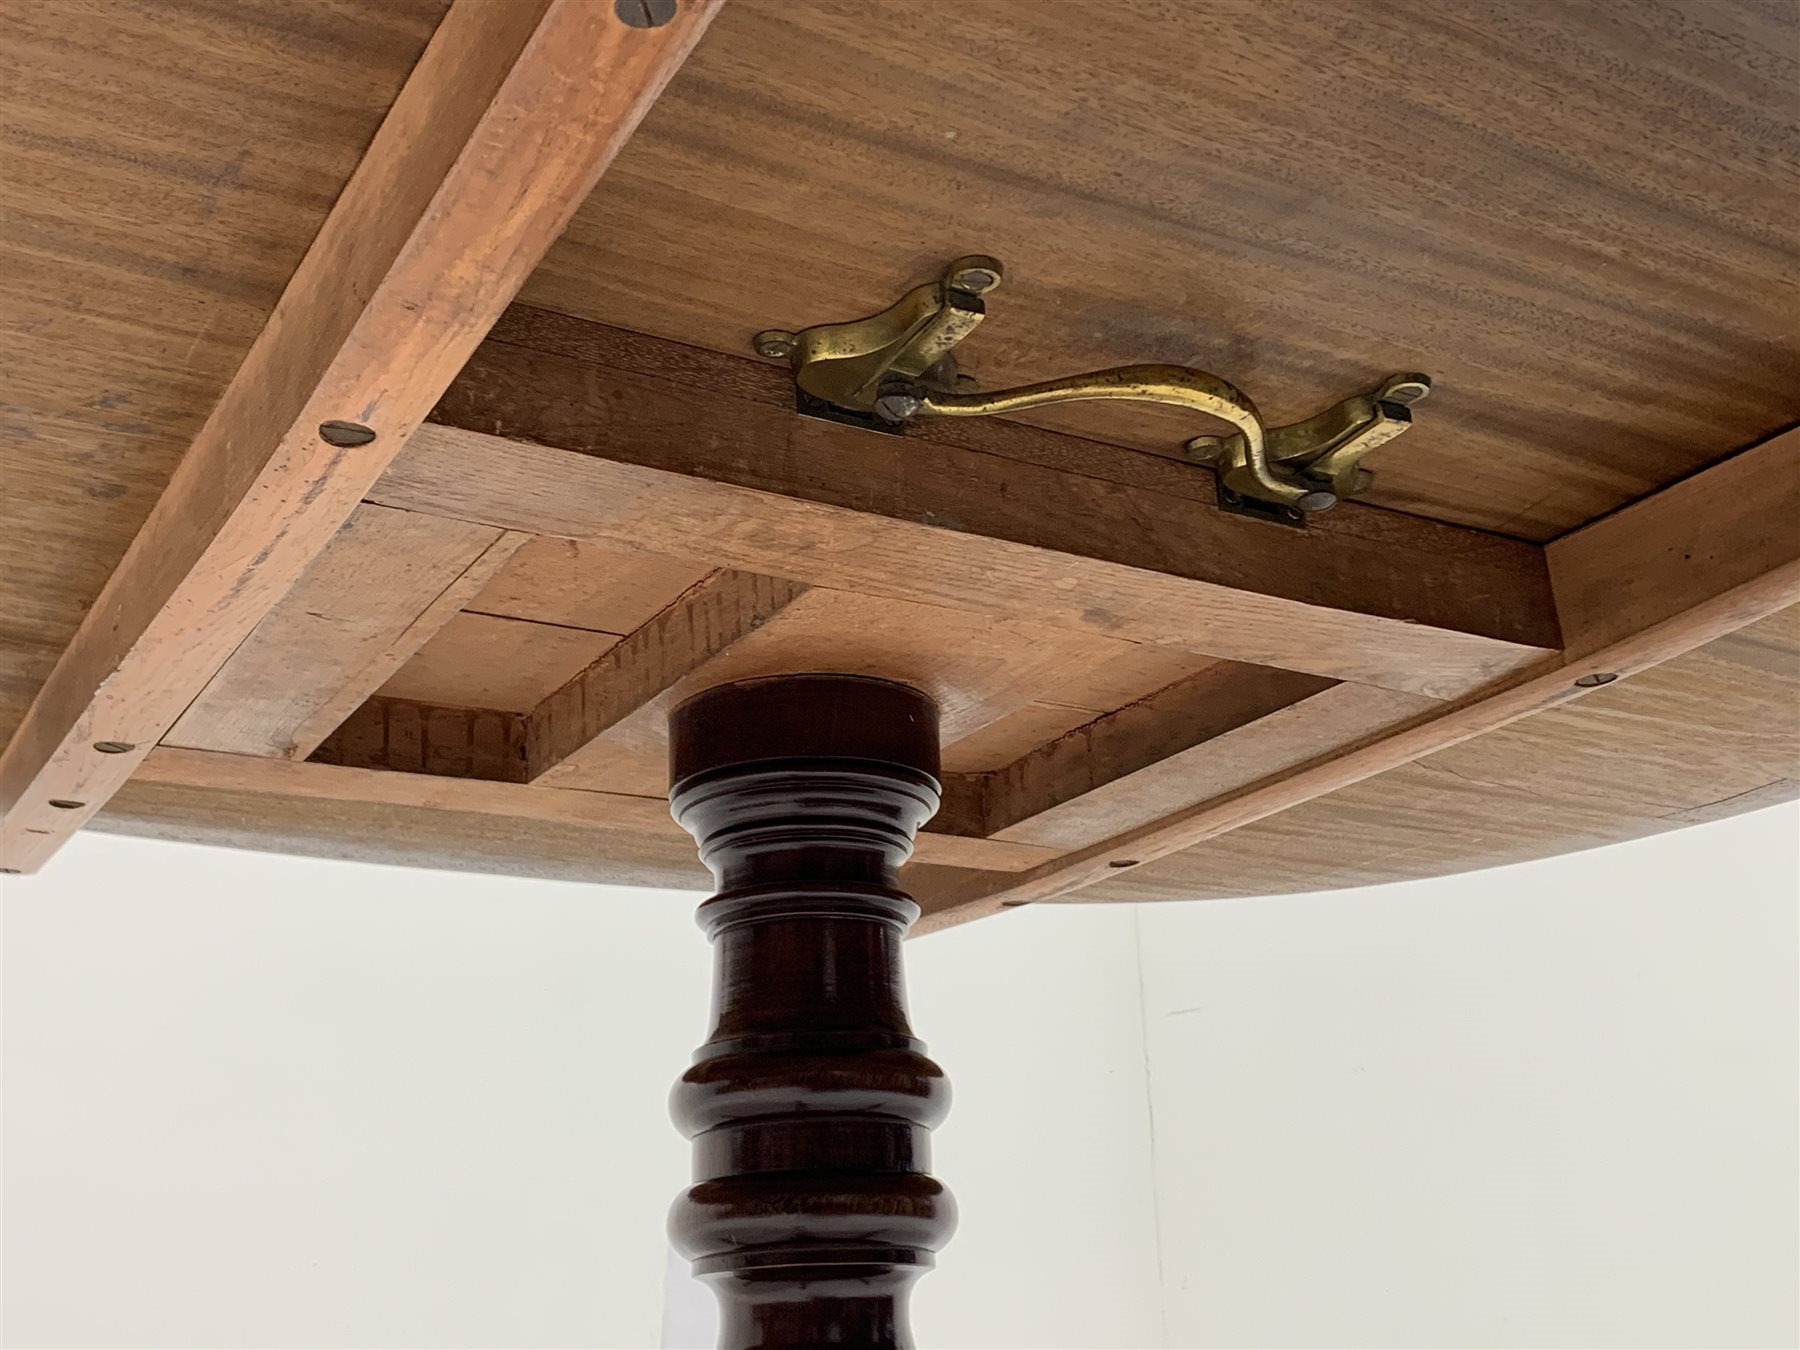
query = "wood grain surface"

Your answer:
(0, 0), (722, 871)
(0, 0), (449, 755)
(7, 0), (1797, 905)
(521, 0), (1800, 540)
(99, 606), (1796, 907)
(381, 613), (623, 715)
(401, 313), (1560, 698)
(1066, 604), (1800, 905)
(529, 571), (809, 783)
(165, 506), (525, 757)
(136, 746), (1060, 875)
(913, 429), (1800, 928)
